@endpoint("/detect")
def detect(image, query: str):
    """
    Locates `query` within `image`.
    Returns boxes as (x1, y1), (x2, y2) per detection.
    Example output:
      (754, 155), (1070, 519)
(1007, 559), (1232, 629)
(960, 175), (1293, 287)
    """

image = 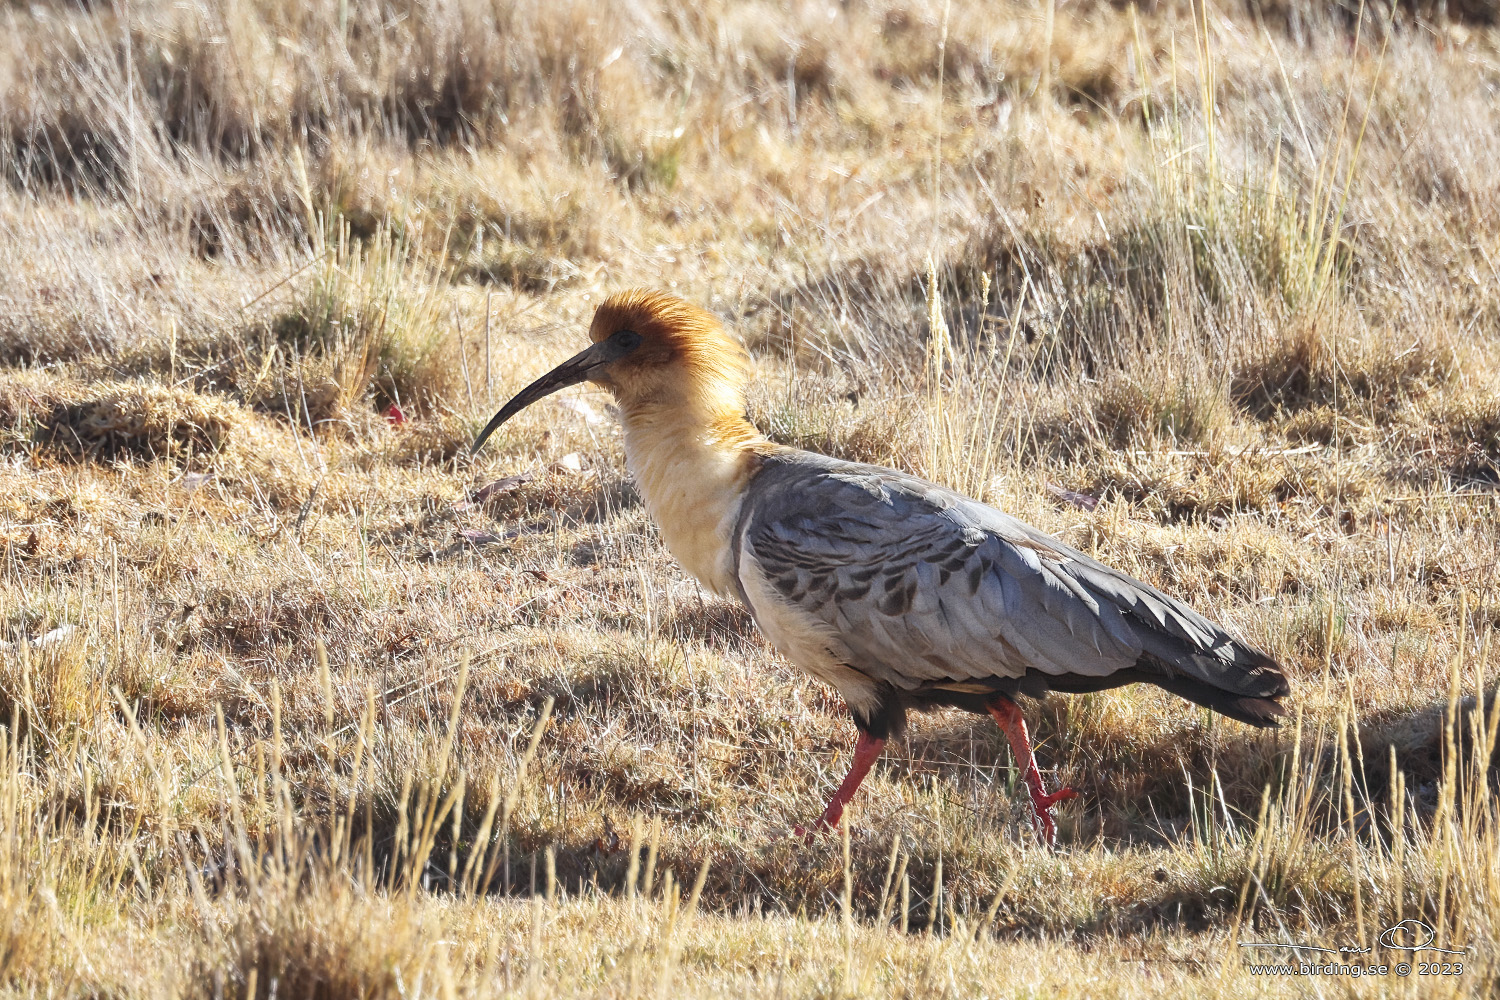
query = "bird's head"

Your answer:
(473, 289), (753, 453)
